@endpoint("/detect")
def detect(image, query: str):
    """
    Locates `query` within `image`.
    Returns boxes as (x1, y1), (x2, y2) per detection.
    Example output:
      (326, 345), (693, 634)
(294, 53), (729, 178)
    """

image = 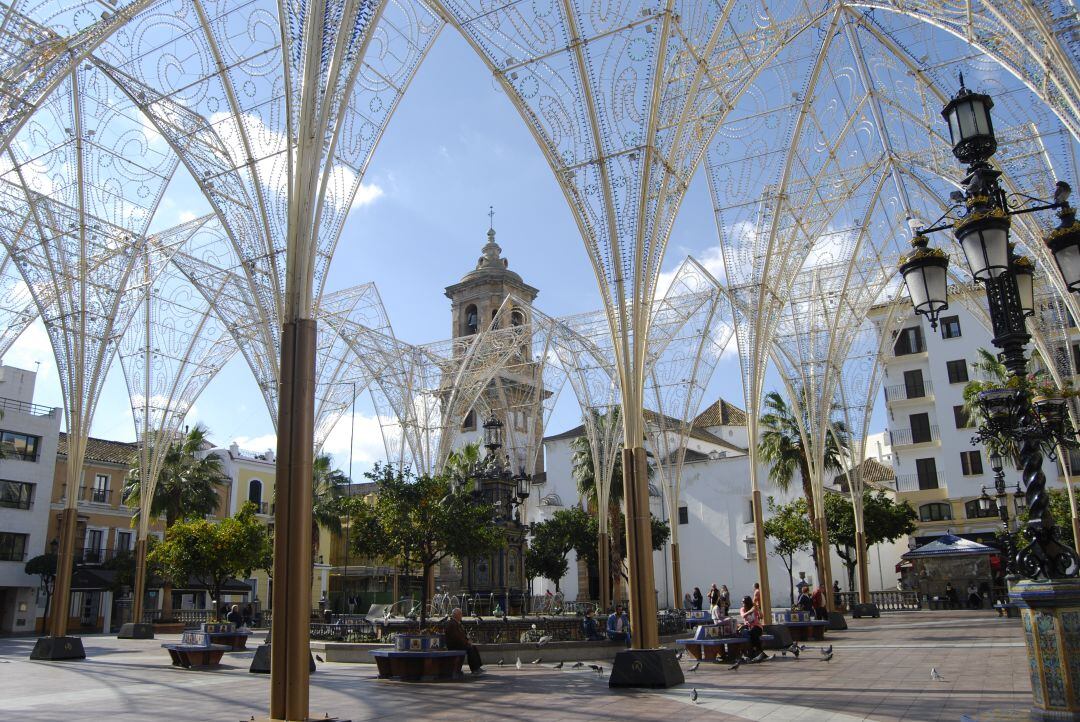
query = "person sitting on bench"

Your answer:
(607, 605), (631, 647)
(738, 595), (766, 662)
(581, 608), (605, 641)
(444, 607), (483, 675)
